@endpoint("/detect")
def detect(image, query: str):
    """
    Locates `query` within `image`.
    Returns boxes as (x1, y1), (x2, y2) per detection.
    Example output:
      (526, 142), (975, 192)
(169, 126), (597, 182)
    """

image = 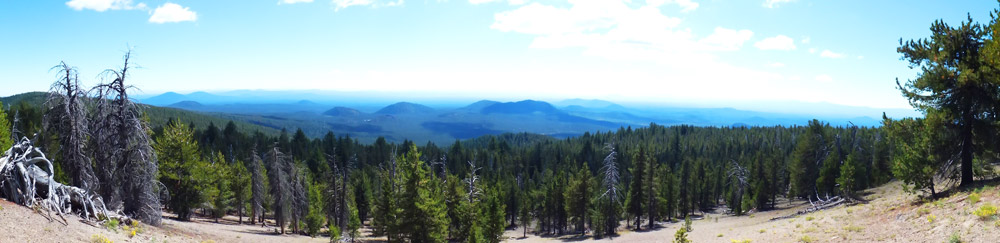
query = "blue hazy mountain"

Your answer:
(323, 107), (363, 117)
(138, 90), (912, 144)
(375, 102), (435, 115)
